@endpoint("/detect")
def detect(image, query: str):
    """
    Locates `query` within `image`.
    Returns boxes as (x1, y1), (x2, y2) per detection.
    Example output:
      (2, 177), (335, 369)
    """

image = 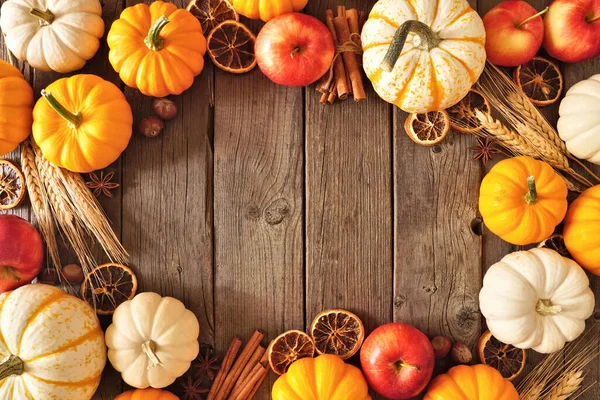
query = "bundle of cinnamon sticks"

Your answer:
(316, 6), (367, 104)
(207, 330), (270, 400)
